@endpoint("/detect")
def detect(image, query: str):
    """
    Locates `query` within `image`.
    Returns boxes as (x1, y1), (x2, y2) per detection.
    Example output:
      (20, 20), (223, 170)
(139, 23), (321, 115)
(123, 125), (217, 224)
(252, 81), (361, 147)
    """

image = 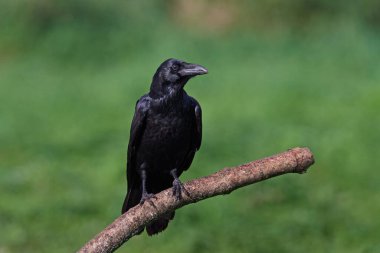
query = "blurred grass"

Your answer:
(1, 1), (380, 252)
